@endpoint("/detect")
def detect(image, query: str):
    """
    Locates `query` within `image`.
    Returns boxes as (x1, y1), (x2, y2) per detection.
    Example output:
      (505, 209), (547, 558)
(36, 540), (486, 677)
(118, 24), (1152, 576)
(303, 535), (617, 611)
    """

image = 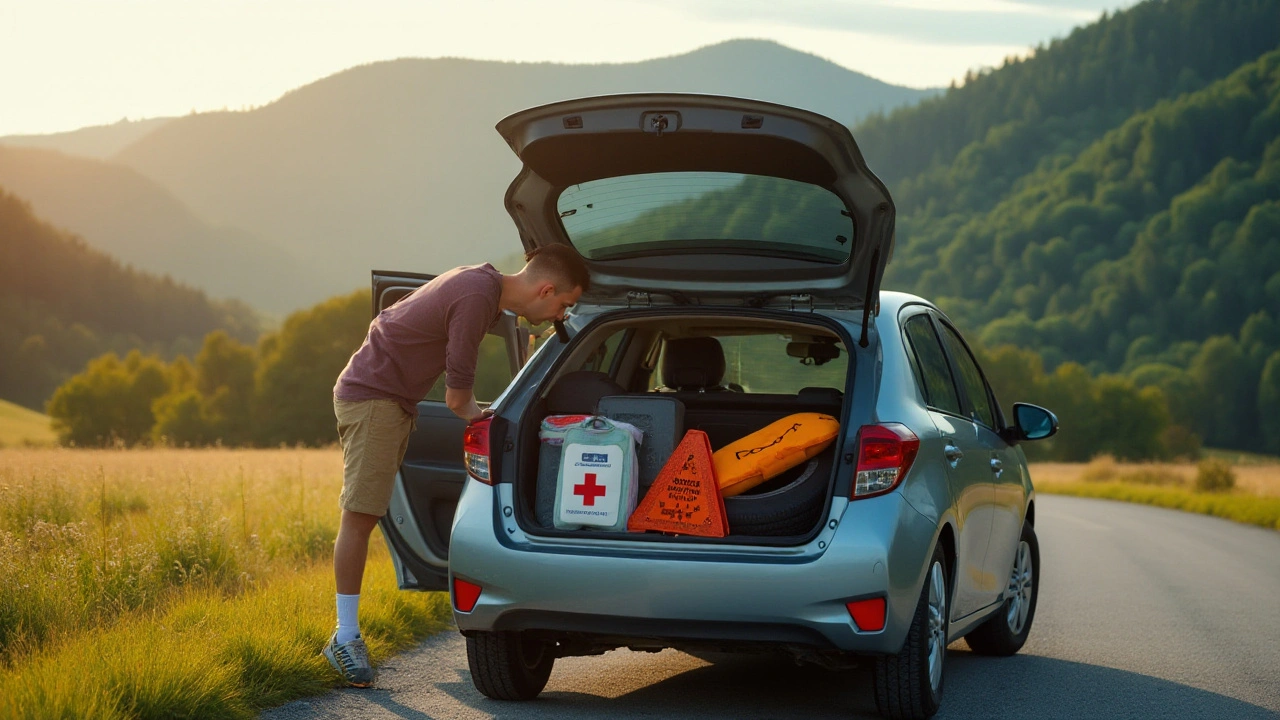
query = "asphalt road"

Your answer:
(262, 495), (1280, 719)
